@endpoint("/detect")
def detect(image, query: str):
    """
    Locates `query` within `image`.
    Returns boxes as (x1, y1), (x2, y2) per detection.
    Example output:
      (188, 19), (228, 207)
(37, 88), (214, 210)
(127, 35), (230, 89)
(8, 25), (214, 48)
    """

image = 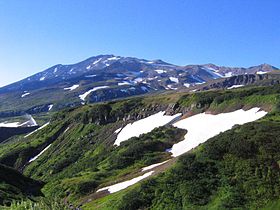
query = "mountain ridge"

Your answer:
(0, 54), (278, 120)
